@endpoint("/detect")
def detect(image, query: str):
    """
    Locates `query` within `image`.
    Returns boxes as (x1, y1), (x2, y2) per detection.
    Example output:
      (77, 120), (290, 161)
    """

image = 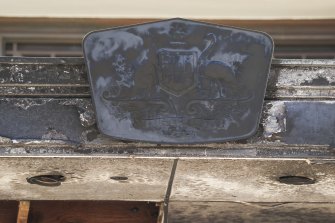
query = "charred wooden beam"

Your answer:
(1, 98), (335, 149)
(0, 58), (334, 99)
